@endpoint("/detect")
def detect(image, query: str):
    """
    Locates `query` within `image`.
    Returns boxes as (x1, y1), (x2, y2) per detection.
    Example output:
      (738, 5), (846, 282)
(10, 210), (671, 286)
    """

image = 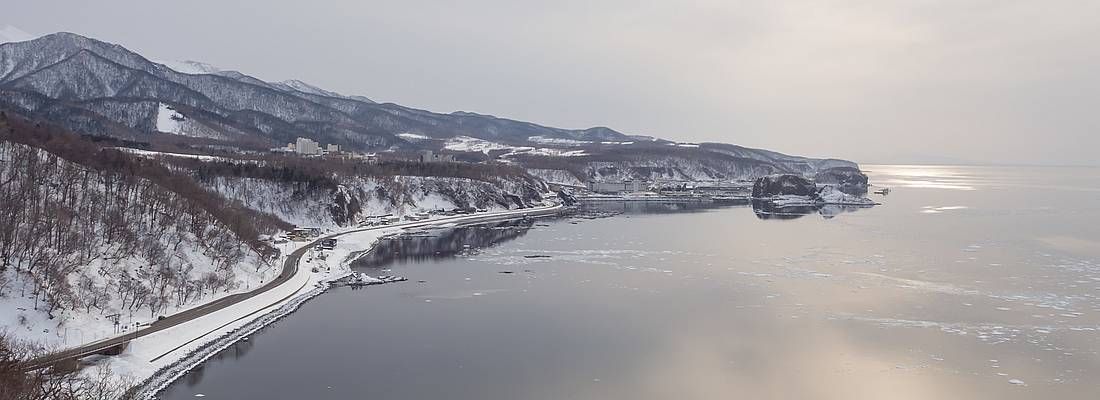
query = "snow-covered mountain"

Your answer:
(0, 32), (858, 178)
(0, 33), (637, 149)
